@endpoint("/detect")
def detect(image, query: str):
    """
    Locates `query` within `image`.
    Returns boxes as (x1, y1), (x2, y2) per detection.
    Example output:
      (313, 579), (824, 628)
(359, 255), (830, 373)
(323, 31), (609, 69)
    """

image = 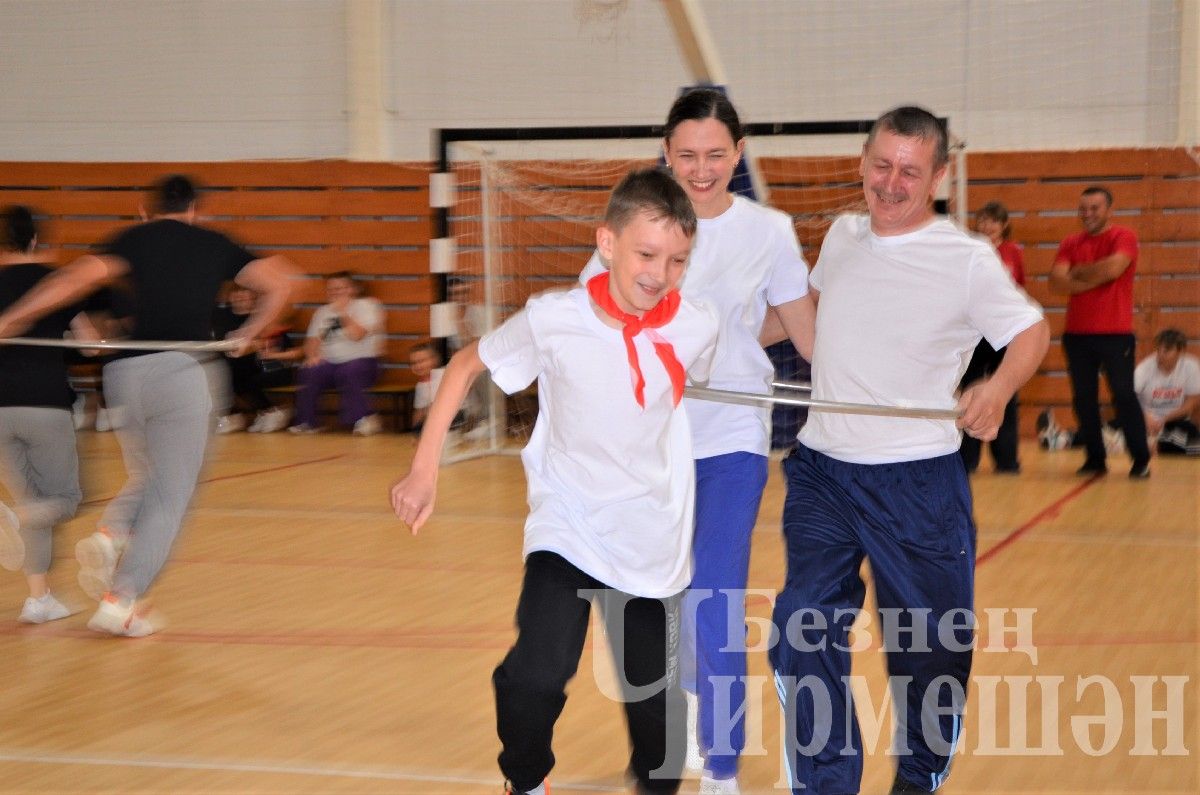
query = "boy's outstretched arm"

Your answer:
(390, 341), (487, 534)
